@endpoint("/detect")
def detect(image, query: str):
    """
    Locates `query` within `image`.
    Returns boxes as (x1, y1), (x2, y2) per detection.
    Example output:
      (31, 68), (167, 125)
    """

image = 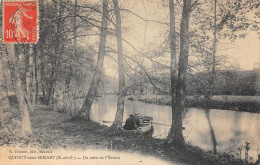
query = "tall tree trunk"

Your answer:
(46, 0), (63, 106)
(110, 0), (126, 130)
(79, 0), (108, 120)
(0, 58), (10, 107)
(25, 45), (34, 113)
(65, 0), (77, 92)
(72, 0), (77, 67)
(19, 48), (26, 92)
(39, 0), (46, 103)
(46, 70), (55, 105)
(40, 54), (46, 102)
(167, 0), (191, 146)
(0, 57), (10, 126)
(65, 0), (77, 90)
(6, 45), (32, 135)
(4, 48), (16, 95)
(167, 0), (178, 142)
(33, 45), (38, 103)
(25, 46), (30, 98)
(19, 45), (33, 113)
(24, 88), (33, 113)
(212, 0), (217, 95)
(30, 45), (36, 112)
(3, 68), (10, 97)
